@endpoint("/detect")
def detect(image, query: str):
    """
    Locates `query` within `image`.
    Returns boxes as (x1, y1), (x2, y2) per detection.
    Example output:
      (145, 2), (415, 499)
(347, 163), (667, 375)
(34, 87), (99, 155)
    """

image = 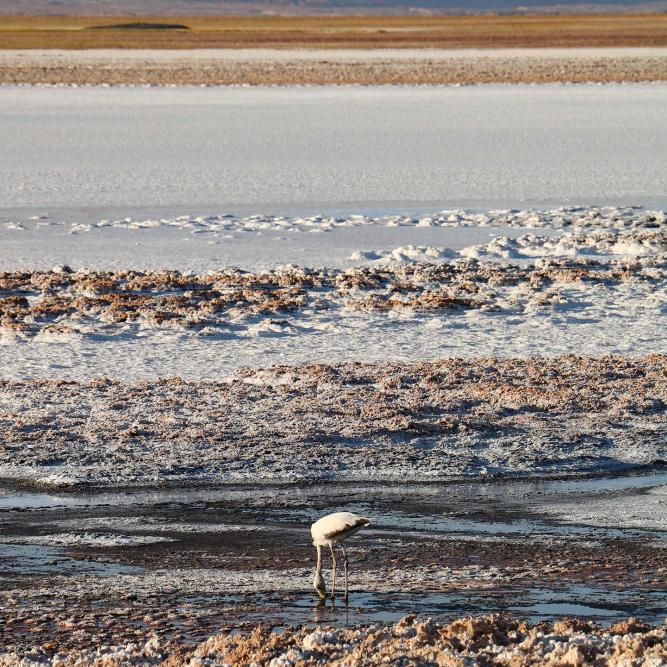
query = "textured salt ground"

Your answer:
(0, 475), (665, 659)
(2, 47), (667, 85)
(1, 249), (663, 338)
(1, 208), (663, 382)
(3, 292), (663, 379)
(0, 356), (664, 488)
(2, 85), (667, 210)
(0, 85), (664, 664)
(1, 246), (664, 378)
